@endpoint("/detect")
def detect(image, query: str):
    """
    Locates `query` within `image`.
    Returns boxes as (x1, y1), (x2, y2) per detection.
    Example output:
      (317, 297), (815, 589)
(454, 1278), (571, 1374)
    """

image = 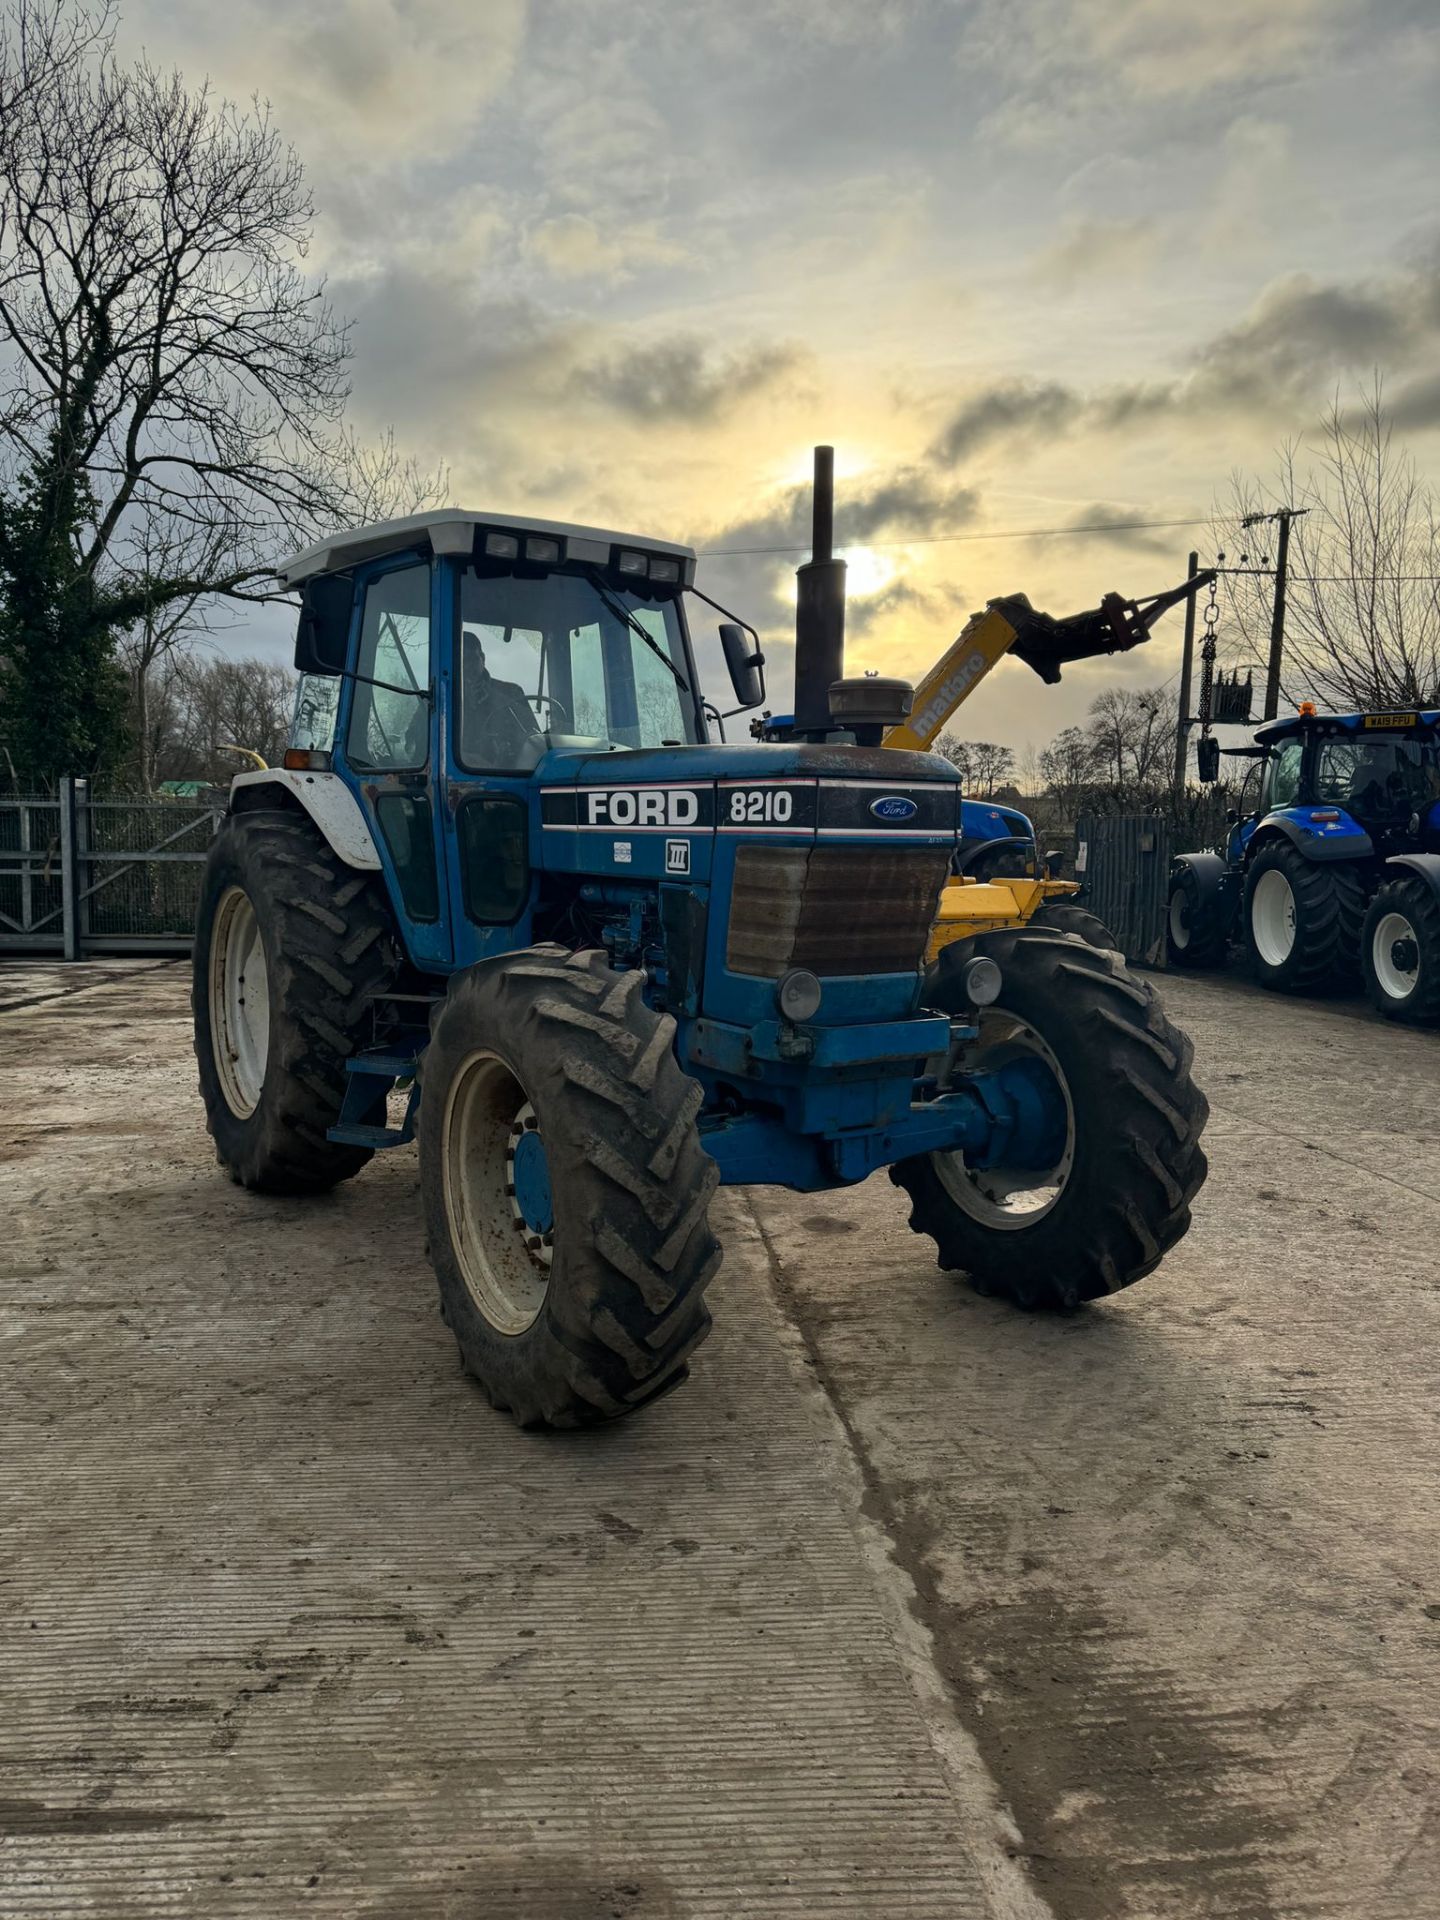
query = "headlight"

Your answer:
(963, 956), (1002, 1007)
(776, 968), (823, 1022)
